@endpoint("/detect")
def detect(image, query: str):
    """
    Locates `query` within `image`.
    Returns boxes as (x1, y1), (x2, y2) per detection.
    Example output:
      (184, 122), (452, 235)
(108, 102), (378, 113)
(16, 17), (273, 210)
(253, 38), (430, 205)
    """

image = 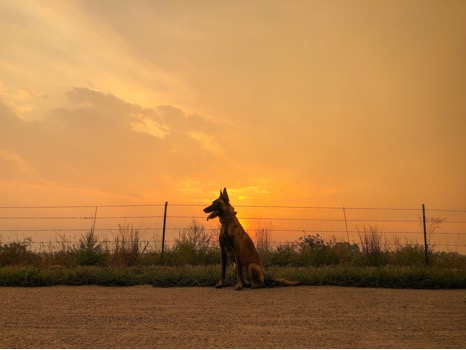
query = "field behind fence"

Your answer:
(0, 203), (465, 255)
